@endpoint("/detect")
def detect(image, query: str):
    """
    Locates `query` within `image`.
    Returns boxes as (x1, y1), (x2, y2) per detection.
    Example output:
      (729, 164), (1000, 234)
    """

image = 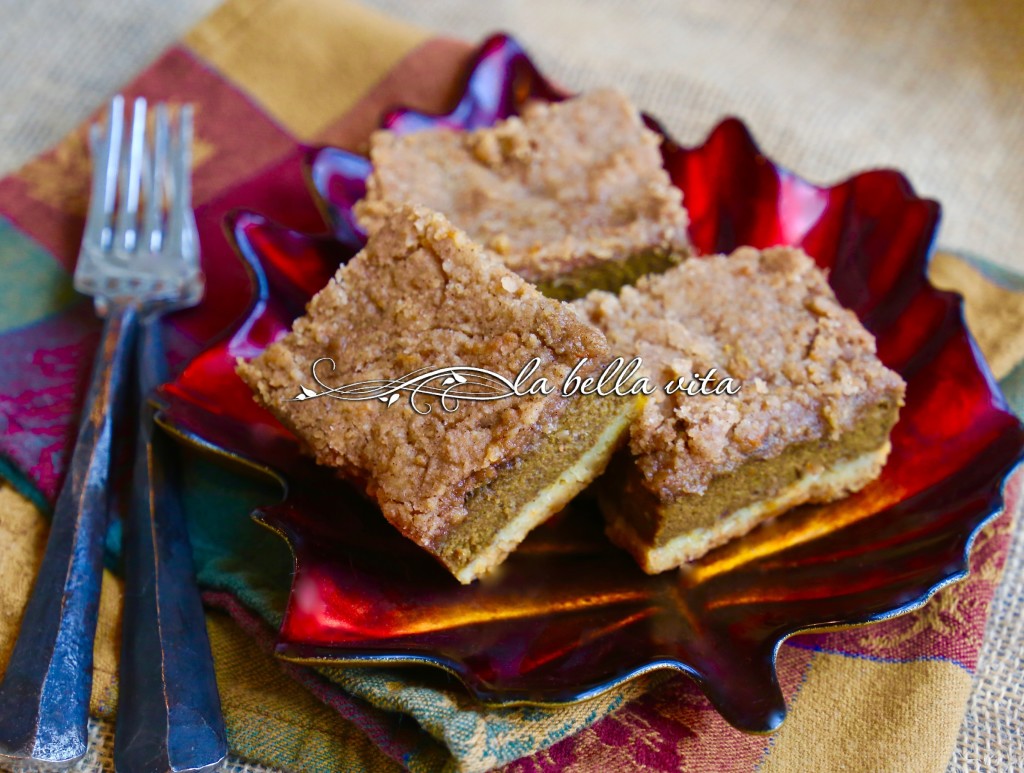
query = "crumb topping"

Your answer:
(356, 89), (690, 282)
(238, 206), (610, 547)
(574, 246), (905, 500)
